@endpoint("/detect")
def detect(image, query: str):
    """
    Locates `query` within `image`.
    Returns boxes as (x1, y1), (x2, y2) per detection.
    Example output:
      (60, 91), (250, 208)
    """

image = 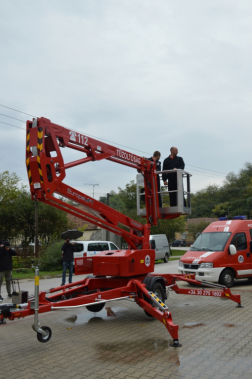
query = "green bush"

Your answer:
(38, 240), (63, 271)
(12, 256), (23, 268)
(12, 256), (32, 268)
